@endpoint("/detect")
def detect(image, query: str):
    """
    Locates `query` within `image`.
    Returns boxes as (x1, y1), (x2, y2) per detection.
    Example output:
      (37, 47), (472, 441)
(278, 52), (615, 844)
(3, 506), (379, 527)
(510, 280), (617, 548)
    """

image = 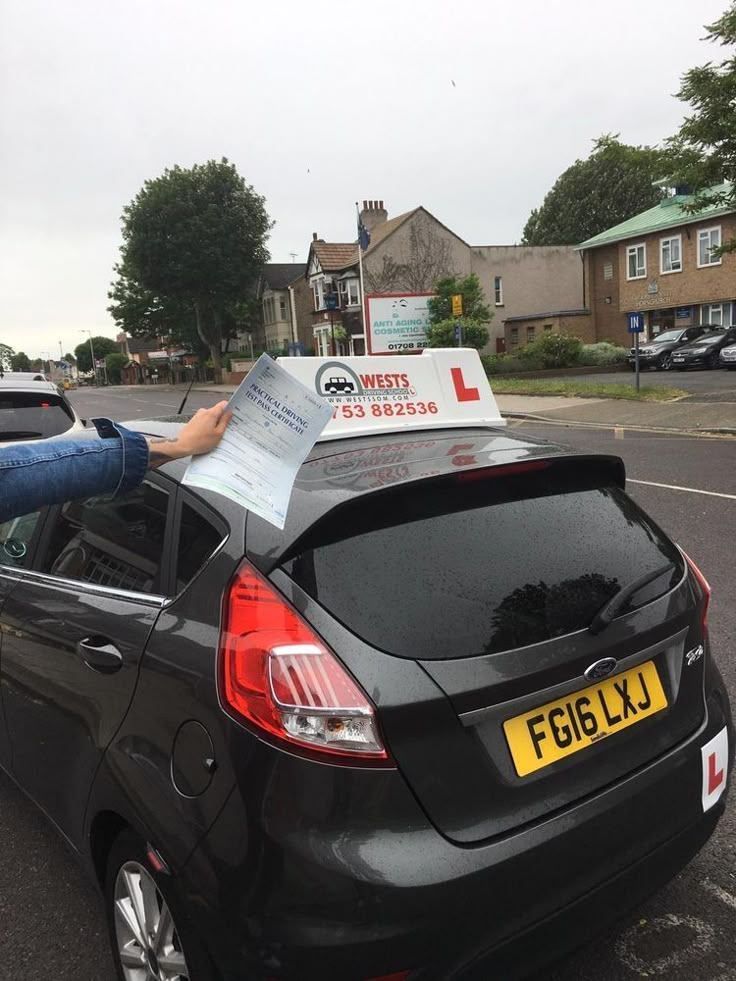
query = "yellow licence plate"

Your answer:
(503, 660), (668, 777)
